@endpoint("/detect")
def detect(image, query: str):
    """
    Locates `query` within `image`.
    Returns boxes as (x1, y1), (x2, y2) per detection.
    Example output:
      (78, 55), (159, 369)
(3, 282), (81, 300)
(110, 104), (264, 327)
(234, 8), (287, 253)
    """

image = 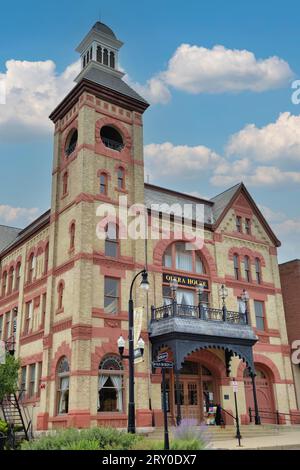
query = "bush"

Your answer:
(21, 427), (142, 451)
(172, 419), (210, 447)
(0, 419), (8, 435)
(171, 438), (206, 450)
